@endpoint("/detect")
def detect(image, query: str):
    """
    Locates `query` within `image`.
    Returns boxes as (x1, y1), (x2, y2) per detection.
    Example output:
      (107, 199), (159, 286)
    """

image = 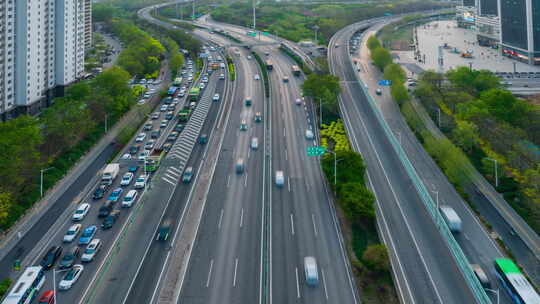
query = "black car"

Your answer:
(102, 210), (120, 229)
(129, 145), (140, 155)
(40, 246), (63, 269)
(156, 219), (172, 241)
(59, 246), (81, 269)
(98, 201), (114, 218)
(93, 185), (108, 200)
(151, 130), (161, 139)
